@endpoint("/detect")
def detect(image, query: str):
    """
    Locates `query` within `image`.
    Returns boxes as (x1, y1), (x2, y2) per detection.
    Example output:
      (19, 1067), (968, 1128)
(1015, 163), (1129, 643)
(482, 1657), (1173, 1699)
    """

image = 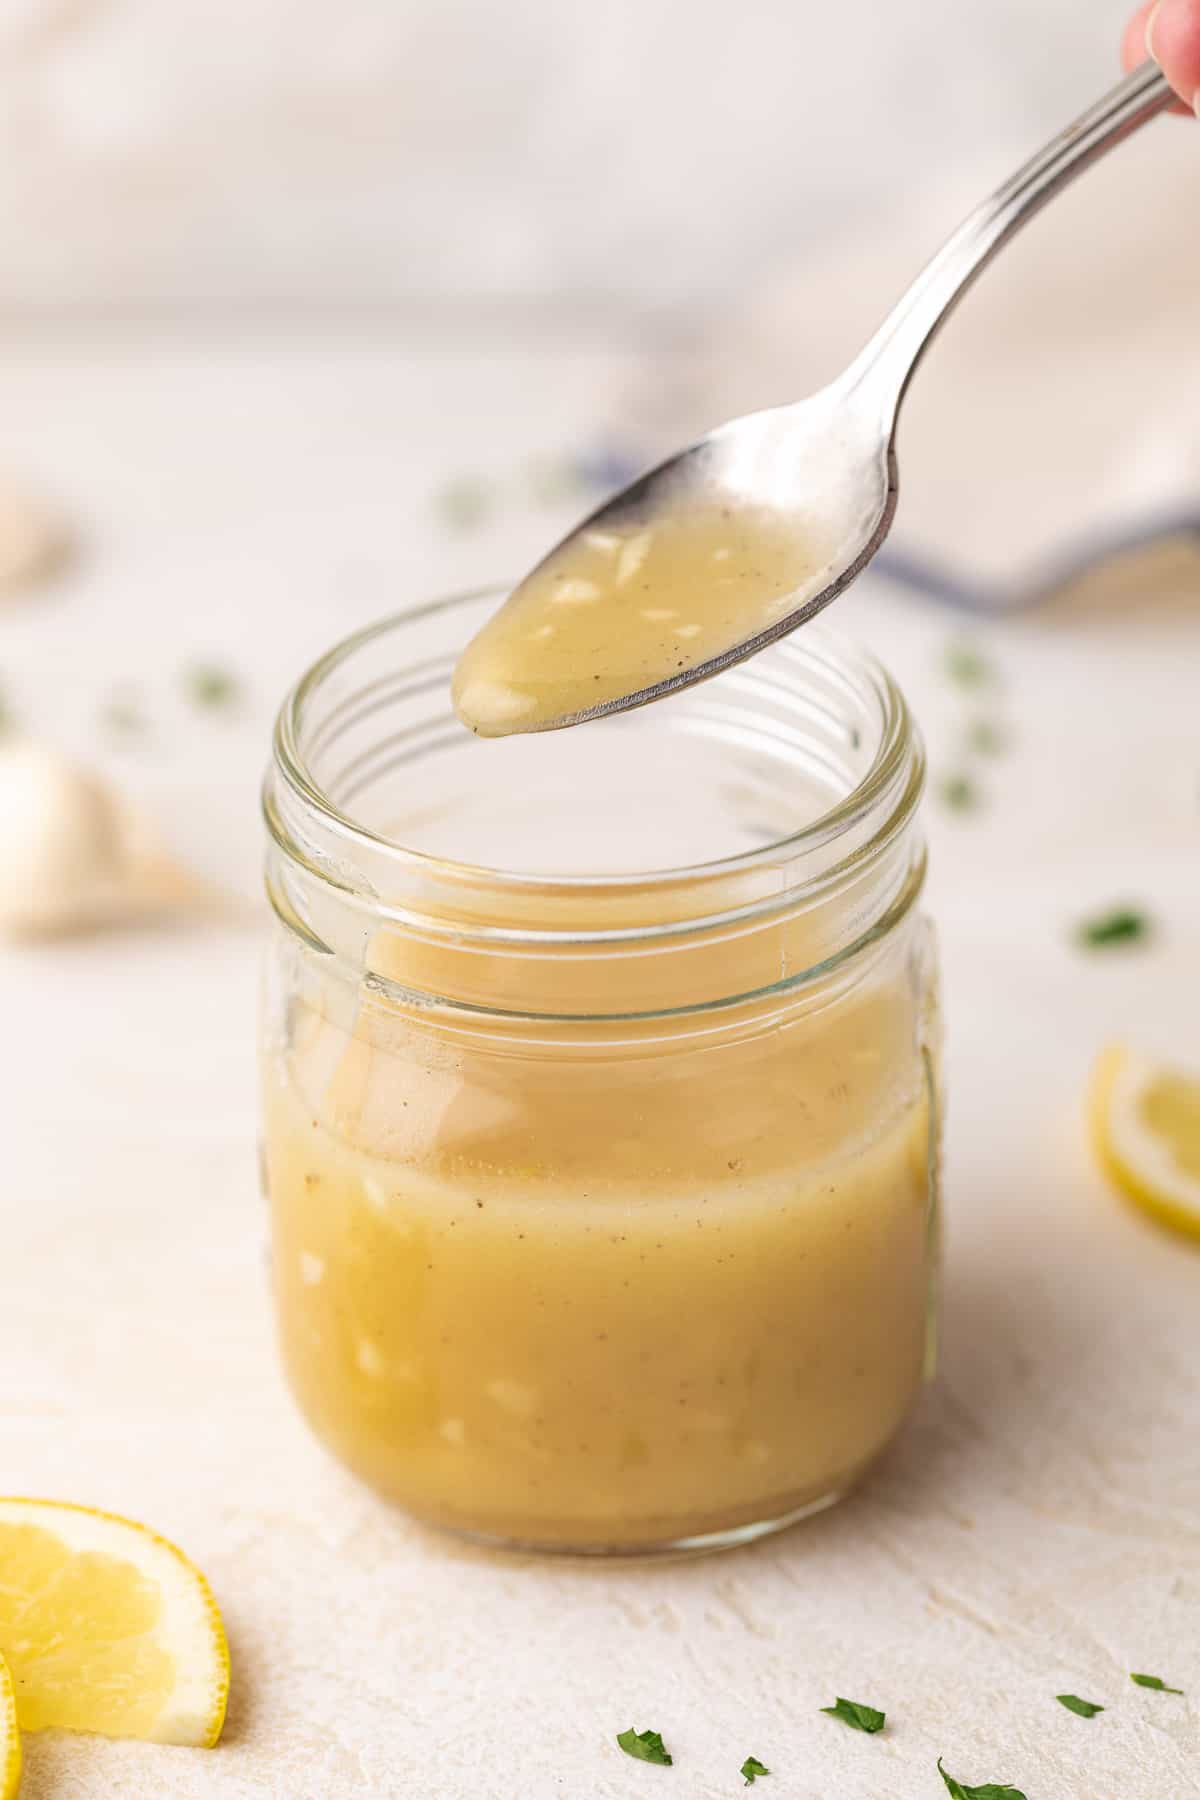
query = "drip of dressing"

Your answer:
(452, 504), (846, 737)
